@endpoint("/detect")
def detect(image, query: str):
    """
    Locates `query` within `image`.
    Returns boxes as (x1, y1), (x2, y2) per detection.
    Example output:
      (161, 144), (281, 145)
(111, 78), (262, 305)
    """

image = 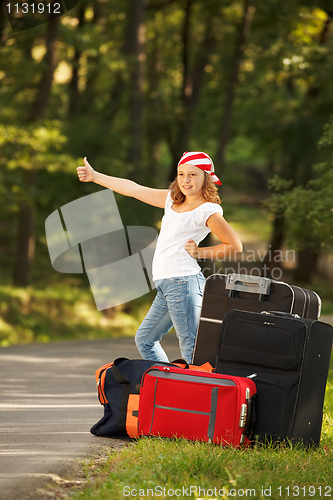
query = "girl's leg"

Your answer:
(159, 272), (205, 364)
(135, 283), (174, 362)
